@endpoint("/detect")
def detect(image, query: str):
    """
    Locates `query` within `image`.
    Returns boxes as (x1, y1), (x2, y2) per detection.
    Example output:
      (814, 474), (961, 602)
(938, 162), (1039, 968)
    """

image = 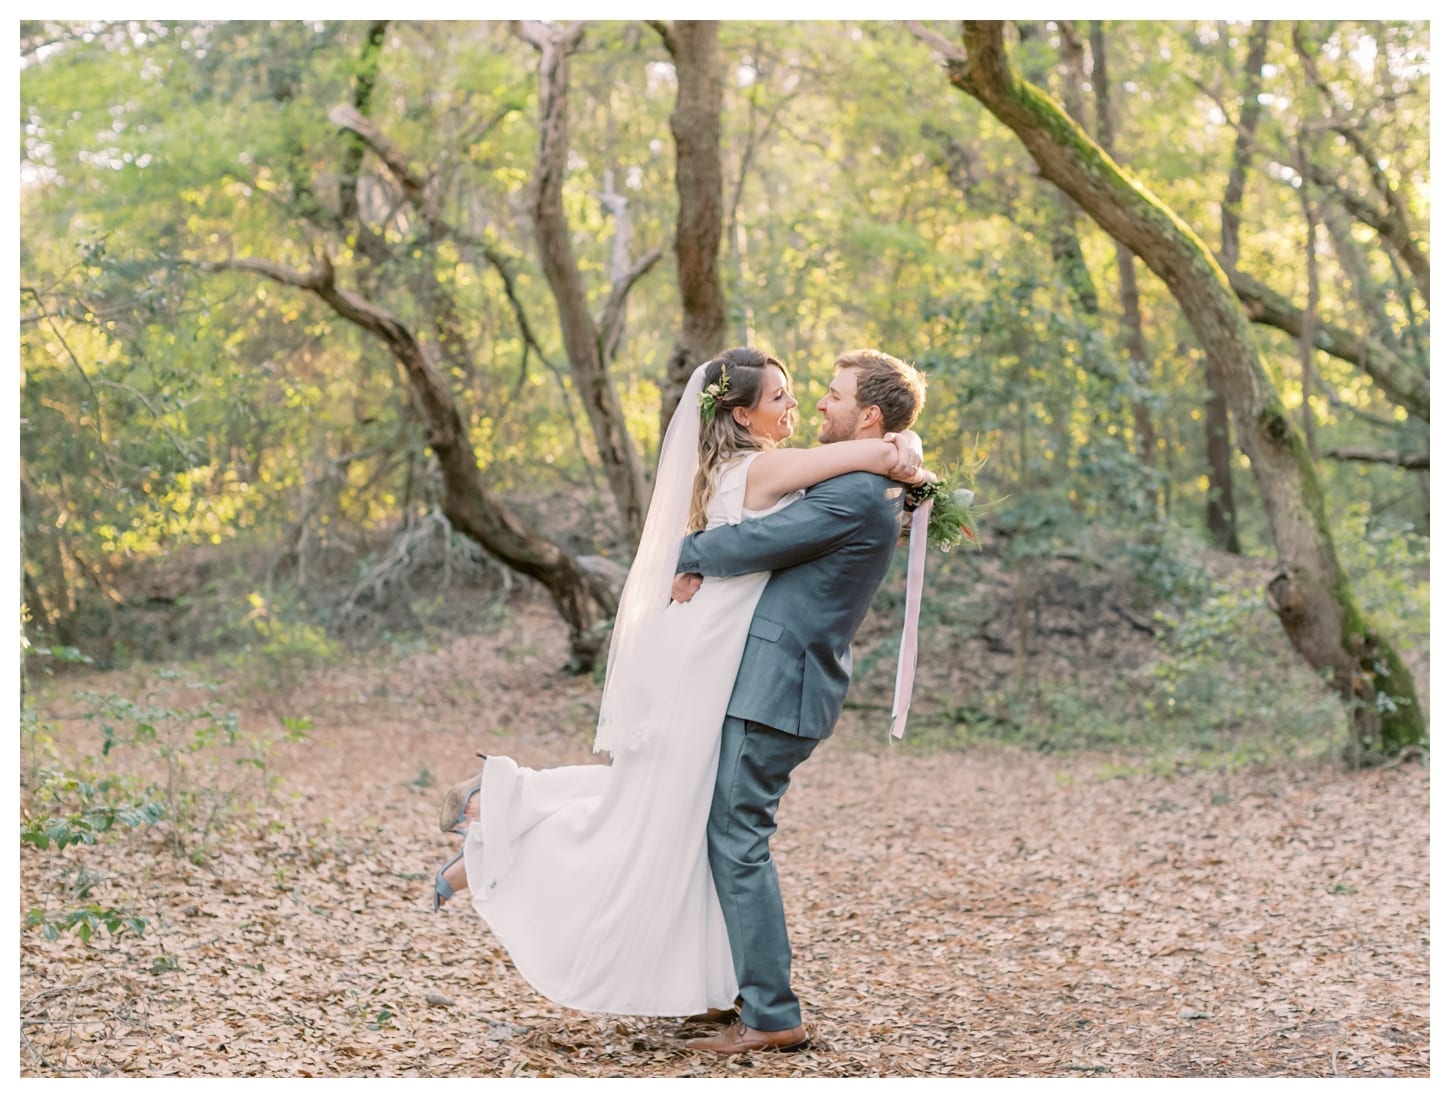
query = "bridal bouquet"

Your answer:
(904, 451), (992, 552)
